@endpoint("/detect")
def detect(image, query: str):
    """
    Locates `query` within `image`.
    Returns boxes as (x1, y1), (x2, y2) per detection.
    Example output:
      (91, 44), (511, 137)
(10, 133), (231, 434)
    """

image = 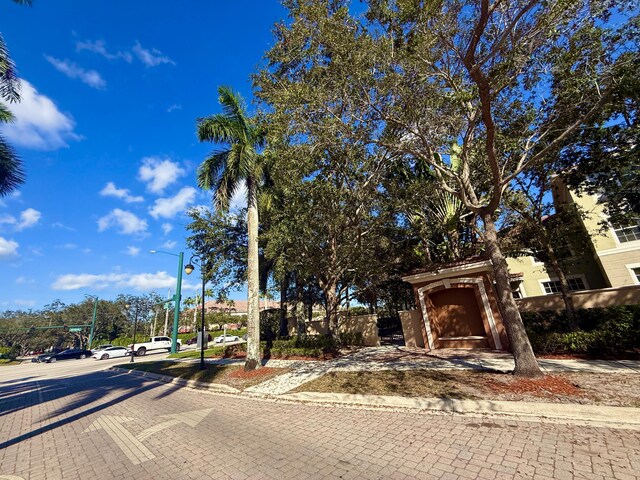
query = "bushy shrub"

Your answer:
(0, 345), (20, 360)
(337, 332), (365, 346)
(263, 335), (339, 359)
(523, 305), (640, 356)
